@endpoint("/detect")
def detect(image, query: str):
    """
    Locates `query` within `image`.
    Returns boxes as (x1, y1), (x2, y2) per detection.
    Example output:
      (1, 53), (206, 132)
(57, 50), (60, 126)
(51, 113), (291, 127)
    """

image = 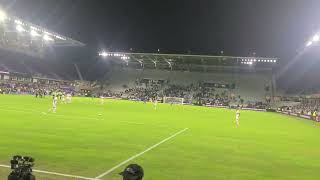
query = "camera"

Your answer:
(8, 155), (36, 180)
